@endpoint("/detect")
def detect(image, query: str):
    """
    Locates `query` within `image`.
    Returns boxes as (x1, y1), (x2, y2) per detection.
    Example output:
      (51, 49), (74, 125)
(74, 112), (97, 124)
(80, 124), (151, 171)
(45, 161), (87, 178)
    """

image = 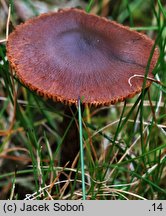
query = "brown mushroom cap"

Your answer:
(7, 8), (159, 105)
